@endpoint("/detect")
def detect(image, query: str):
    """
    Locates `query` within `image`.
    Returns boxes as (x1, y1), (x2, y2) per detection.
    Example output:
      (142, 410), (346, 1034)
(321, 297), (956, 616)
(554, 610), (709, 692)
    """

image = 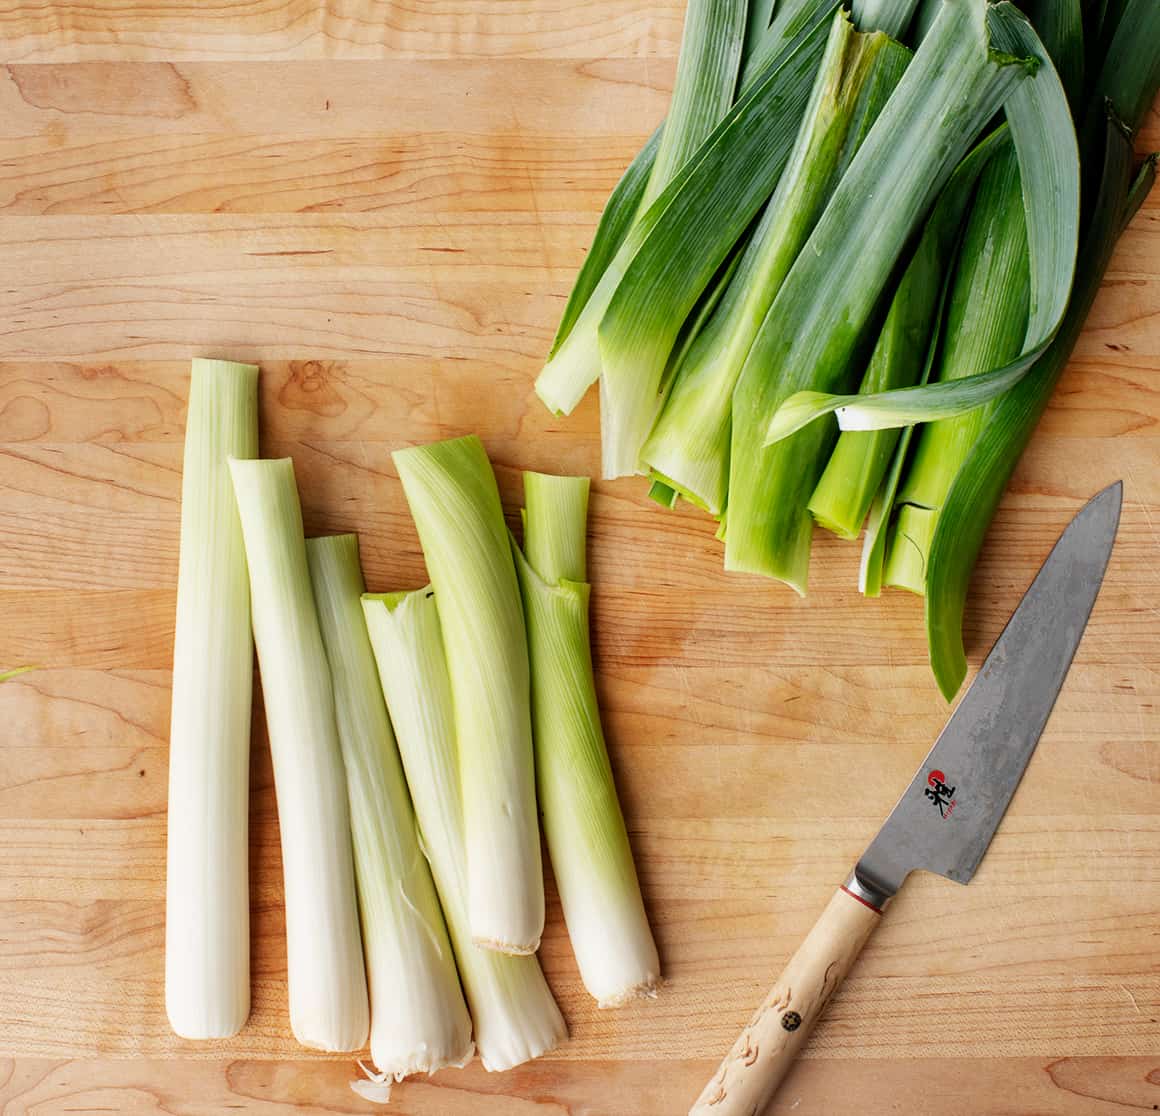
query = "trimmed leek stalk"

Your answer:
(884, 144), (1030, 594)
(362, 591), (567, 1070)
(535, 8), (833, 429)
(809, 126), (1009, 541)
(228, 458), (369, 1052)
(642, 10), (907, 515)
(306, 534), (472, 1080)
(724, 0), (1041, 591)
(166, 358), (257, 1040)
(513, 473), (660, 1006)
(392, 435), (542, 955)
